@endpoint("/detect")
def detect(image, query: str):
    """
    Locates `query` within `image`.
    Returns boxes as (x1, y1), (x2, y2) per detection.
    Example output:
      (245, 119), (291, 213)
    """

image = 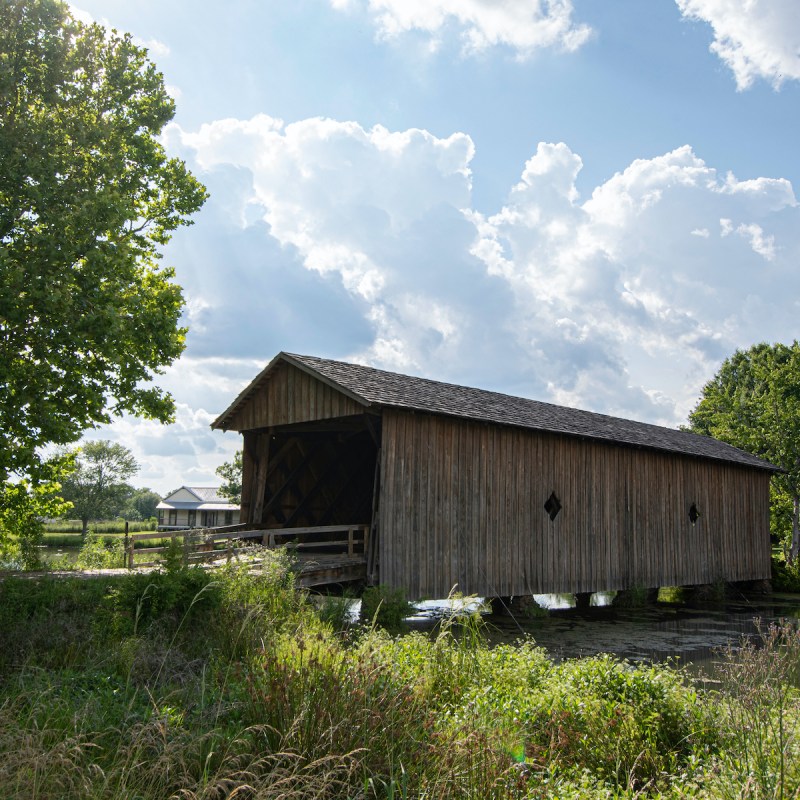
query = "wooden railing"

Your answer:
(125, 523), (369, 570)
